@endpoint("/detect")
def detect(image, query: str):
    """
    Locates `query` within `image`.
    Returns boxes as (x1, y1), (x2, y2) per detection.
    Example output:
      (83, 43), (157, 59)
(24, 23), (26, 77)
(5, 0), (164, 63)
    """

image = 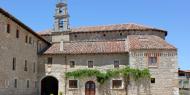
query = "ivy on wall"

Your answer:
(65, 67), (150, 84)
